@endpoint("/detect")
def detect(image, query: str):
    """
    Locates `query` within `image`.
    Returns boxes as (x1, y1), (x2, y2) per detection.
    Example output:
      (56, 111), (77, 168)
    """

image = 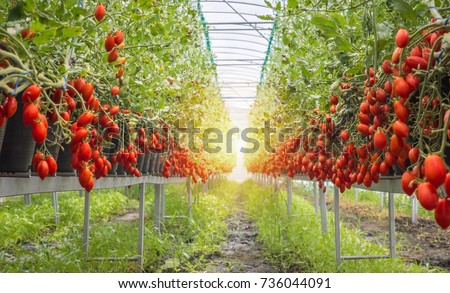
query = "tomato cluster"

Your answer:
(0, 3), (228, 192)
(249, 18), (450, 229)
